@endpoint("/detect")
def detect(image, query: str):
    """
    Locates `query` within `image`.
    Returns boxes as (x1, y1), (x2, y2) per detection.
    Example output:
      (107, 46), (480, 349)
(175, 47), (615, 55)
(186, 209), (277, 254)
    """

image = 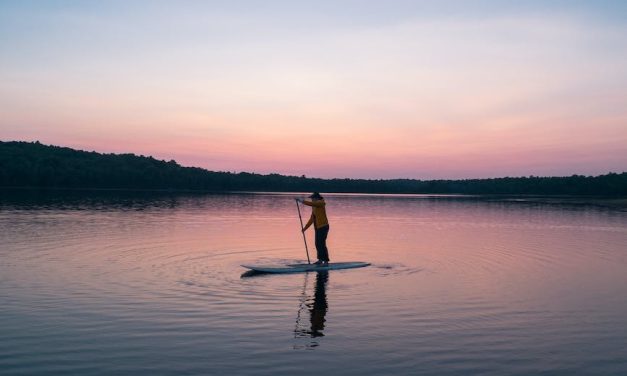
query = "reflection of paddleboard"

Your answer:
(242, 262), (370, 274)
